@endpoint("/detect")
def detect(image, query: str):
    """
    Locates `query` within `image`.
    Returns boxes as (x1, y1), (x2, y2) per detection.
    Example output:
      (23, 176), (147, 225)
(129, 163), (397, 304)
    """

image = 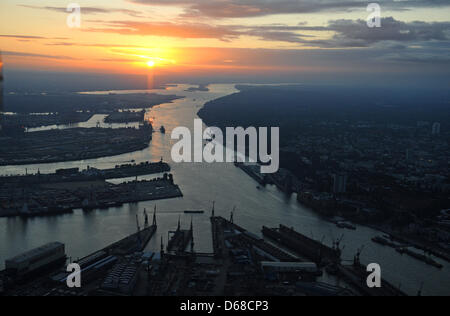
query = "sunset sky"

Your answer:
(1, 0), (449, 85)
